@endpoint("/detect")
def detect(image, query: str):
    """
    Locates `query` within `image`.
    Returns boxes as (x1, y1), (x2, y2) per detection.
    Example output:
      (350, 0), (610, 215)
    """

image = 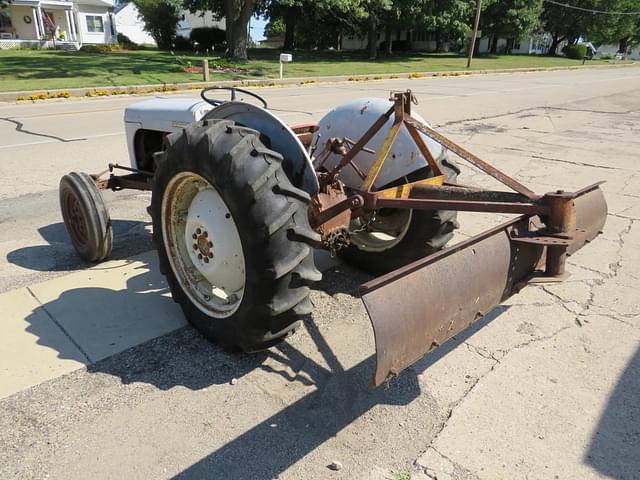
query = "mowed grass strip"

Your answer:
(0, 48), (626, 92)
